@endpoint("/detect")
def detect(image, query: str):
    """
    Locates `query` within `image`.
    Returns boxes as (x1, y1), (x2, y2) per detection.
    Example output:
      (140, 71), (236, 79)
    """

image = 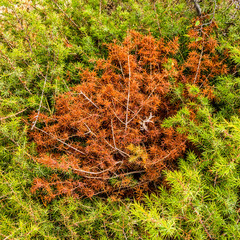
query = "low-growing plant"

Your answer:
(29, 21), (230, 201)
